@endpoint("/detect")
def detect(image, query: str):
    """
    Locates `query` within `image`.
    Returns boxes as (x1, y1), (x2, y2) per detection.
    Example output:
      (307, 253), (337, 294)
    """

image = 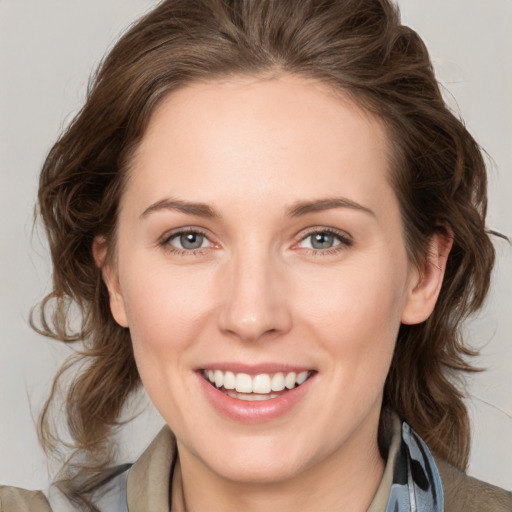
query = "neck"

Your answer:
(171, 413), (385, 512)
